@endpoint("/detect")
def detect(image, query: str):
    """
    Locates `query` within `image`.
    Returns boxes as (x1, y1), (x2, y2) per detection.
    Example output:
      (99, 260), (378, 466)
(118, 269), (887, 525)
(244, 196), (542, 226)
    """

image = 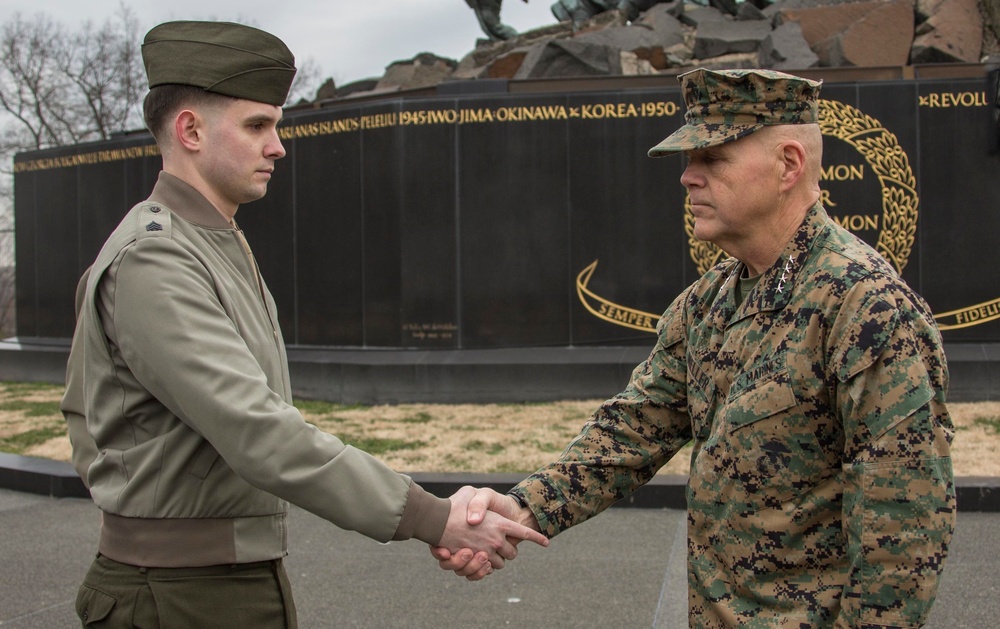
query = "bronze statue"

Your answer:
(550, 0), (667, 26)
(551, 0), (611, 24)
(553, 0), (758, 25)
(466, 0), (528, 41)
